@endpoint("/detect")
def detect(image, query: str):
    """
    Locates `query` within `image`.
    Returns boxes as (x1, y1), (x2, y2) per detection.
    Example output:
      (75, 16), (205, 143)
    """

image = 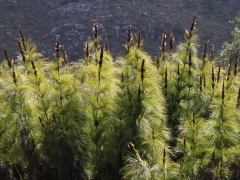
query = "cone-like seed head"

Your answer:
(19, 26), (27, 52)
(31, 60), (36, 70)
(16, 38), (25, 62)
(127, 142), (138, 154)
(127, 24), (131, 44)
(210, 43), (214, 61)
(93, 23), (98, 40)
(54, 37), (60, 60)
(137, 32), (141, 48)
(12, 68), (17, 84)
(161, 33), (167, 54)
(85, 43), (89, 58)
(202, 40), (209, 64)
(190, 12), (197, 36)
(63, 49), (67, 63)
(3, 46), (12, 68)
(105, 34), (109, 52)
